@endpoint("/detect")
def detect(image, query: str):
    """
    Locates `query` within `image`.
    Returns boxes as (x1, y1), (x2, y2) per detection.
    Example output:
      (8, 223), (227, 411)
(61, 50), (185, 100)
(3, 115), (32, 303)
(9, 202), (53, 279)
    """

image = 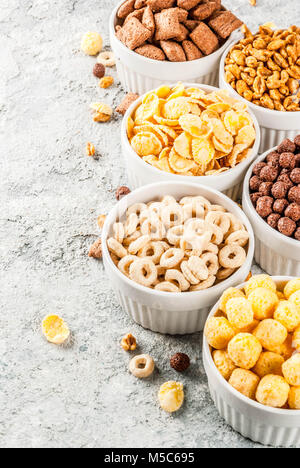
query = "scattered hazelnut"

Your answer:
(121, 333), (137, 351)
(88, 238), (102, 259)
(170, 353), (190, 372)
(116, 185), (131, 200)
(93, 63), (105, 78)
